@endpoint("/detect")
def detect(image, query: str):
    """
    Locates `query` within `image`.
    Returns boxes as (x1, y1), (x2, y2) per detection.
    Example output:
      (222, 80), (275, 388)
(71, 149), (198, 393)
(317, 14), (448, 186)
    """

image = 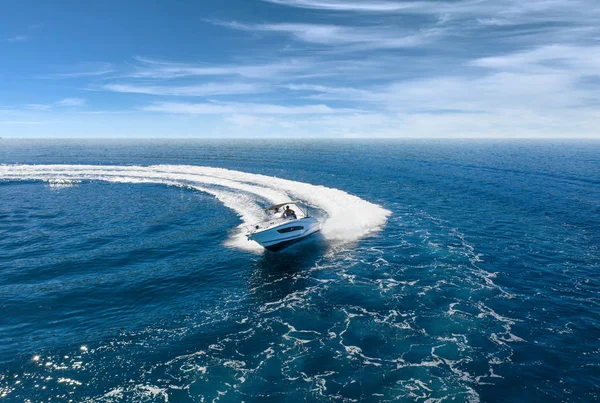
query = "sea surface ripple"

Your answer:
(0, 139), (599, 402)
